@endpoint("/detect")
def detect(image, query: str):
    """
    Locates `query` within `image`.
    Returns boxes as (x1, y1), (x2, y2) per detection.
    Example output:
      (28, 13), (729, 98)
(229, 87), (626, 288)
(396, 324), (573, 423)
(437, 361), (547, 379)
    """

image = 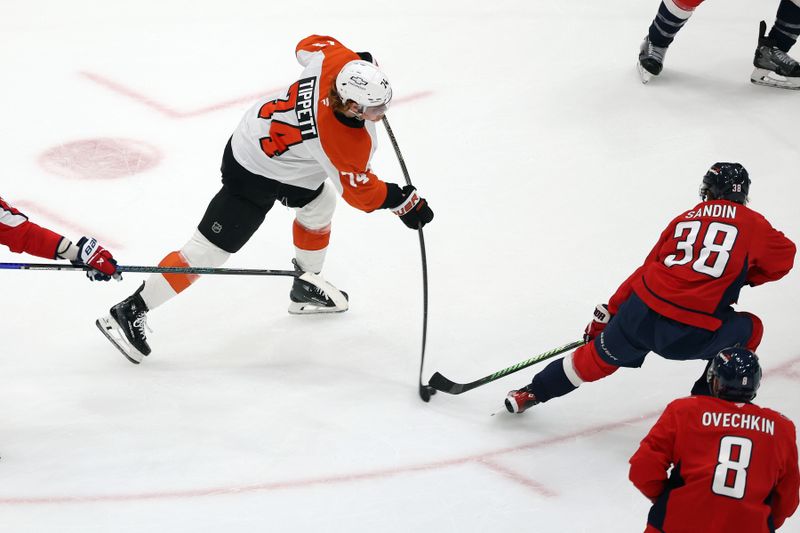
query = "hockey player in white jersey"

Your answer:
(96, 35), (434, 364)
(638, 0), (800, 89)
